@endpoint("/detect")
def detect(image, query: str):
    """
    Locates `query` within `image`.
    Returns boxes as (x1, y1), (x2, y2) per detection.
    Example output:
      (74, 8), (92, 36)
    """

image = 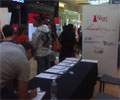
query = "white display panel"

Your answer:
(28, 23), (36, 41)
(0, 8), (8, 32)
(8, 12), (12, 24)
(82, 5), (119, 77)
